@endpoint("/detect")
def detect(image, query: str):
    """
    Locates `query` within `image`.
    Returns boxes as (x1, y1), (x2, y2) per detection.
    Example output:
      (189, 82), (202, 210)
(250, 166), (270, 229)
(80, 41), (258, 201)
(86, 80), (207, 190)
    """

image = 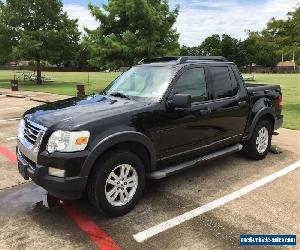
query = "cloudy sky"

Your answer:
(63, 0), (300, 46)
